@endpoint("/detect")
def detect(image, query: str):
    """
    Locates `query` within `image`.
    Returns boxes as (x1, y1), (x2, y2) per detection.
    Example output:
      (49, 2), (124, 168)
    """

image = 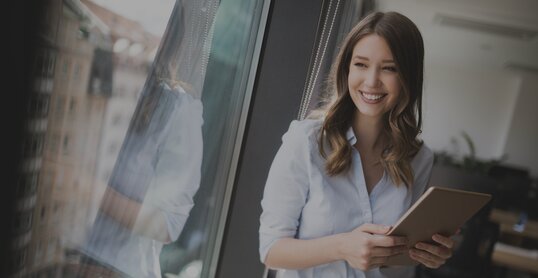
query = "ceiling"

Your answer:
(377, 0), (538, 73)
